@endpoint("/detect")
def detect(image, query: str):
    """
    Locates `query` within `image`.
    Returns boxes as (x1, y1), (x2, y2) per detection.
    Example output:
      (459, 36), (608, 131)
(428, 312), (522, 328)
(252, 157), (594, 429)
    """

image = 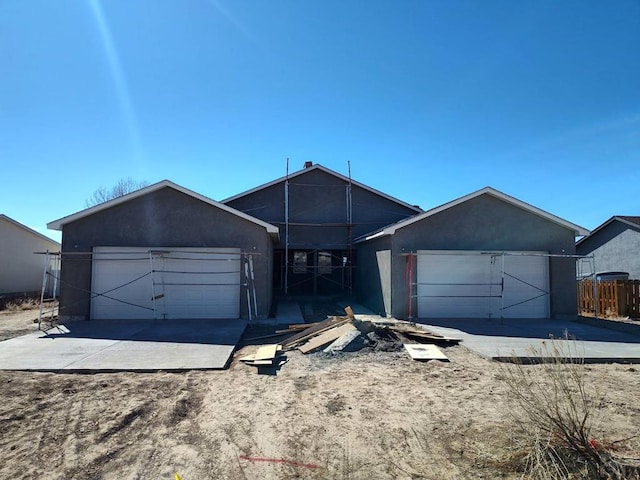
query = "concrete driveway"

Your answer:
(0, 318), (247, 371)
(421, 317), (640, 363)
